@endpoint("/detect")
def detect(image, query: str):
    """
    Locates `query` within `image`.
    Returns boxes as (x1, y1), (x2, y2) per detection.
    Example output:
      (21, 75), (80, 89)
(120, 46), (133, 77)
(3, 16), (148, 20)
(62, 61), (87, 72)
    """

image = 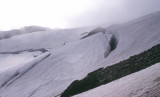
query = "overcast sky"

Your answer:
(0, 0), (160, 30)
